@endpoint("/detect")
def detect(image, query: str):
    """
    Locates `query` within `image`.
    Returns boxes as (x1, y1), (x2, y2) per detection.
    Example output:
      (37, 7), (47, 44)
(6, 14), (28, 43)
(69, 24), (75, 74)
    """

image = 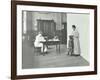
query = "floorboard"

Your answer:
(22, 40), (89, 69)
